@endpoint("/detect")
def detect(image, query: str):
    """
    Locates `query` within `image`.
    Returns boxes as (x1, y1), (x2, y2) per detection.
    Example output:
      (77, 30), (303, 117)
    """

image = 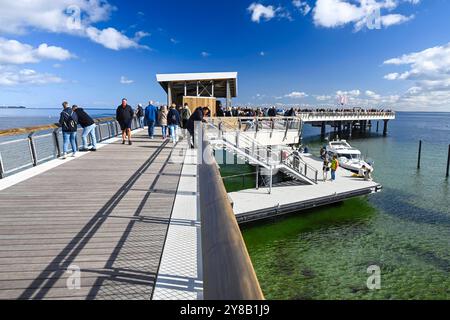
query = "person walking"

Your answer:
(72, 105), (97, 152)
(186, 106), (209, 149)
(136, 104), (145, 128)
(59, 101), (78, 159)
(330, 155), (339, 182)
(158, 105), (168, 139)
(145, 101), (158, 139)
(322, 158), (330, 182)
(167, 103), (180, 145)
(116, 98), (134, 145)
(181, 103), (191, 137)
